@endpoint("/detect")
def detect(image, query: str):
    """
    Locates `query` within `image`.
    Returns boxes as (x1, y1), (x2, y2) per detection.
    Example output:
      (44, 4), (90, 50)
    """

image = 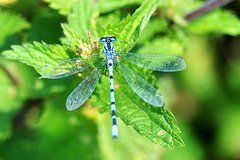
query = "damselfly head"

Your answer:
(100, 36), (117, 43)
